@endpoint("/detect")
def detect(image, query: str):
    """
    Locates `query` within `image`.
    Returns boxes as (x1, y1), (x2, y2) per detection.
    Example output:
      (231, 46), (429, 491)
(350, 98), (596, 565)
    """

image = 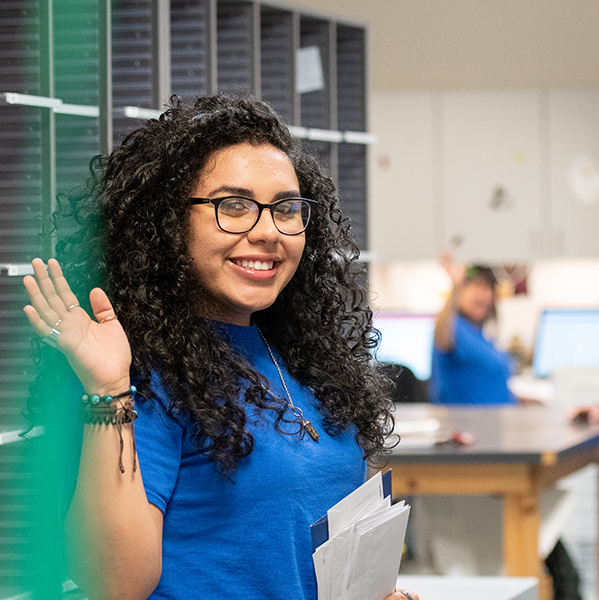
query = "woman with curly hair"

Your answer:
(22, 93), (414, 600)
